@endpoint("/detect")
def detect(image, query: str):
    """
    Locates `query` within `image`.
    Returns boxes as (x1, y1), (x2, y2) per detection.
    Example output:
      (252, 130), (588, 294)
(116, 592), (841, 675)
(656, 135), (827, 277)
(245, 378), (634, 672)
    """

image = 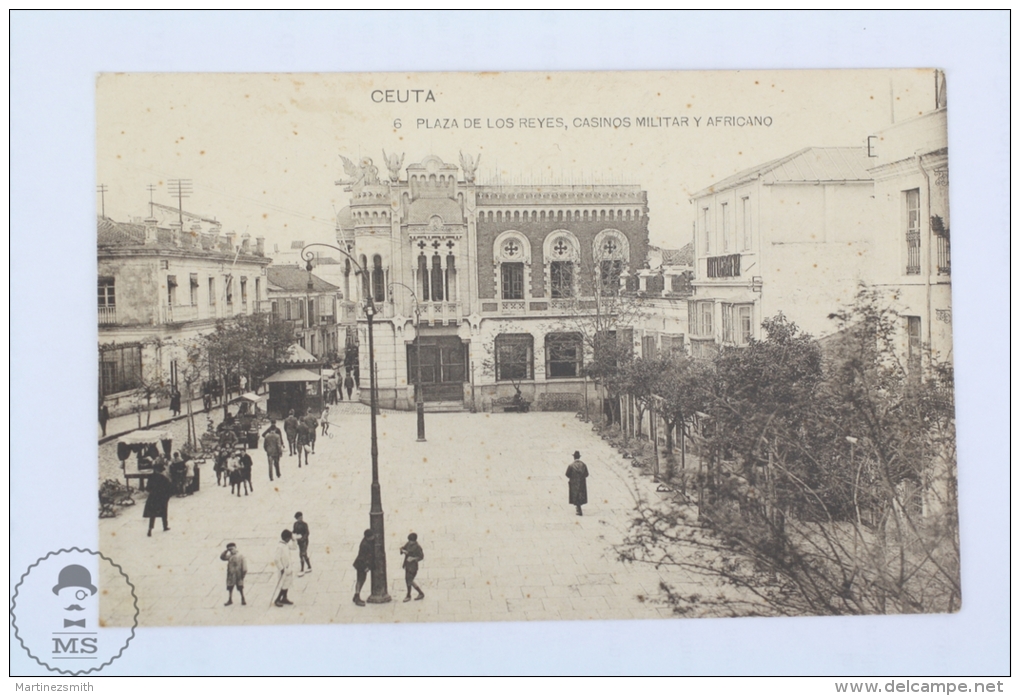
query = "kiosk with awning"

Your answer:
(264, 367), (323, 419)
